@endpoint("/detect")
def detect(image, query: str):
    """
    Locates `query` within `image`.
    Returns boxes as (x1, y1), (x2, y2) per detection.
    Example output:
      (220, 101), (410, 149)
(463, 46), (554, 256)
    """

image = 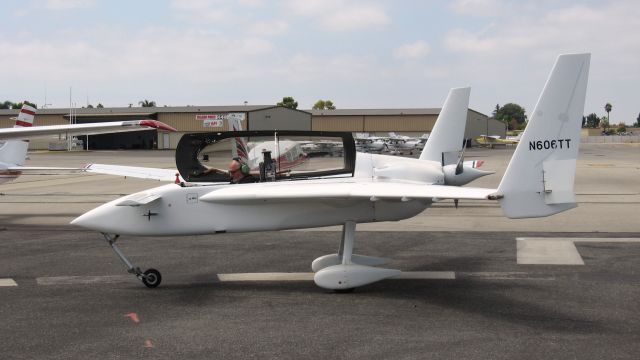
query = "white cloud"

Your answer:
(286, 0), (390, 31)
(393, 41), (430, 60)
(450, 0), (505, 17)
(444, 1), (640, 124)
(44, 0), (95, 9)
(248, 21), (289, 36)
(238, 0), (264, 7)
